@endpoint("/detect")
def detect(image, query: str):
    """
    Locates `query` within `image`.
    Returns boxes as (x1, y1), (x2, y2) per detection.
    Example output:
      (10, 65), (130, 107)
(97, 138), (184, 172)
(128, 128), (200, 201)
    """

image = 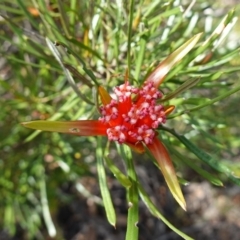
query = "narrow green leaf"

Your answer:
(213, 16), (238, 50)
(57, 0), (70, 37)
(39, 170), (56, 237)
(0, 4), (23, 14)
(16, 0), (39, 28)
(96, 139), (116, 227)
(32, 0), (65, 41)
(63, 64), (93, 88)
(1, 18), (49, 60)
(137, 183), (193, 240)
(182, 97), (210, 105)
(135, 35), (147, 80)
(121, 145), (139, 240)
(163, 127), (240, 185)
(148, 7), (182, 25)
(126, 182), (139, 240)
(162, 78), (200, 101)
(169, 83), (240, 118)
(46, 38), (94, 105)
(67, 38), (104, 62)
(4, 203), (16, 235)
(187, 10), (237, 65)
(105, 157), (132, 188)
(127, 0), (134, 72)
(53, 39), (99, 85)
(170, 146), (223, 186)
(69, 0), (77, 26)
(202, 9), (236, 48)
